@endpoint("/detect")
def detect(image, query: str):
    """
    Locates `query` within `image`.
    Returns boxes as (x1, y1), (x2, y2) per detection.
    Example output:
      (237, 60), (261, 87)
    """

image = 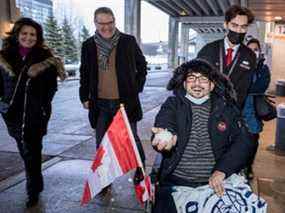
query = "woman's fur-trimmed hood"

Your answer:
(27, 56), (66, 80)
(0, 54), (14, 76)
(0, 52), (66, 80)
